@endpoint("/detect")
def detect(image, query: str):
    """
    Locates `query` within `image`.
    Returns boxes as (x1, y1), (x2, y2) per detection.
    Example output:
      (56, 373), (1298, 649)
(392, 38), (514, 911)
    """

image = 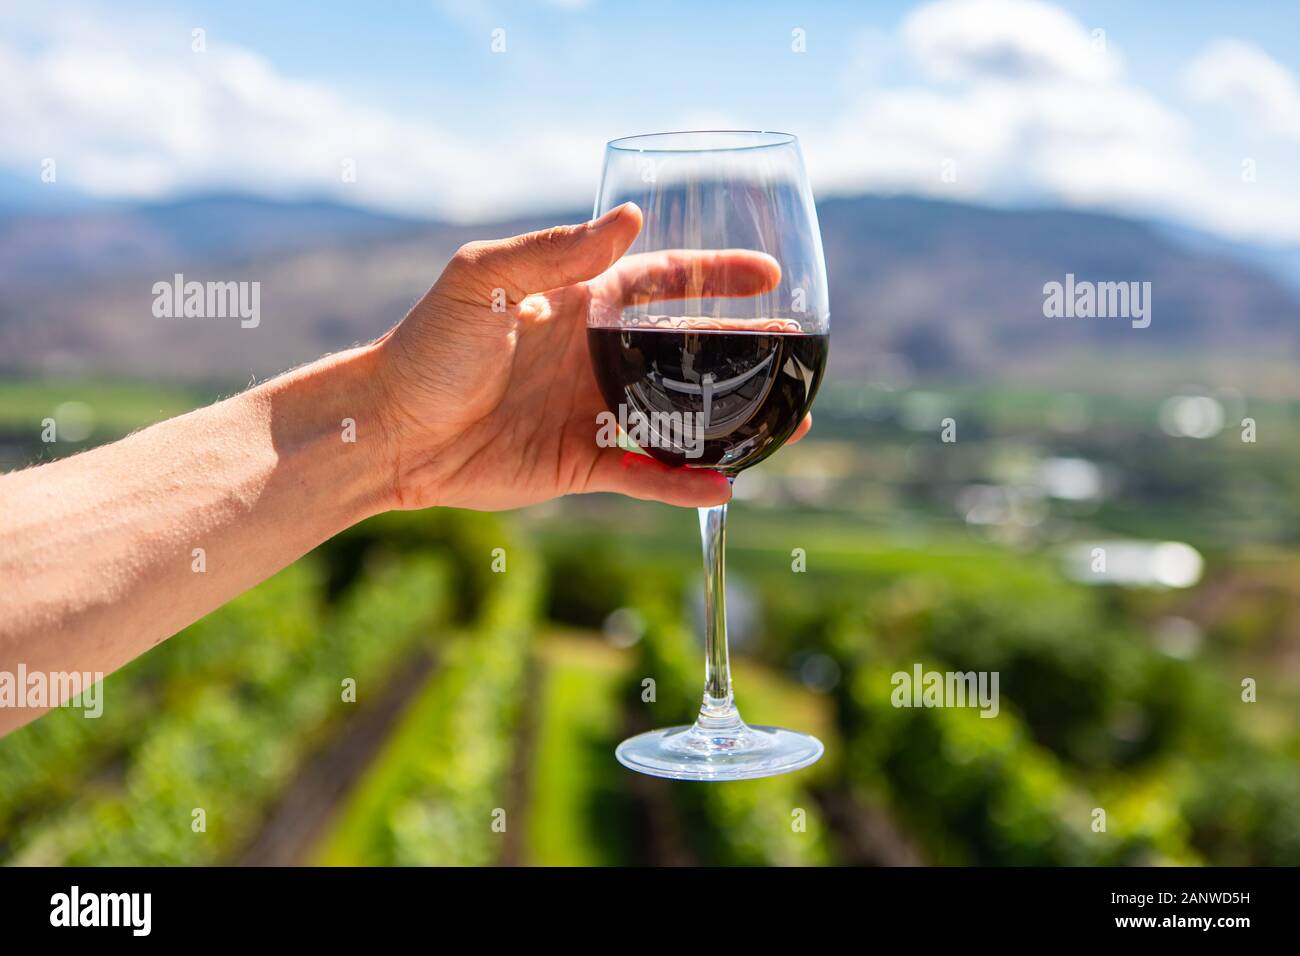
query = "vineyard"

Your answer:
(2, 379), (1300, 865)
